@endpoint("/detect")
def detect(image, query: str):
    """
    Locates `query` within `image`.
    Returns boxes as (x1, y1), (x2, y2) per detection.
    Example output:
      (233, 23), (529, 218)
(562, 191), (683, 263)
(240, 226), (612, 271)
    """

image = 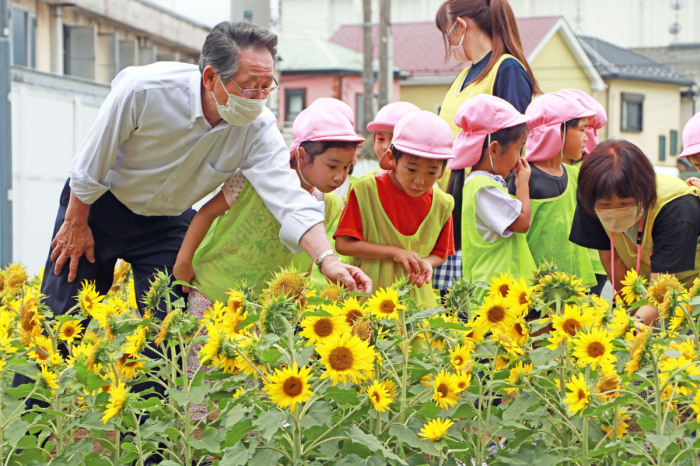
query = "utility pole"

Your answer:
(378, 0), (391, 108)
(362, 0), (374, 134)
(0, 0), (12, 267)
